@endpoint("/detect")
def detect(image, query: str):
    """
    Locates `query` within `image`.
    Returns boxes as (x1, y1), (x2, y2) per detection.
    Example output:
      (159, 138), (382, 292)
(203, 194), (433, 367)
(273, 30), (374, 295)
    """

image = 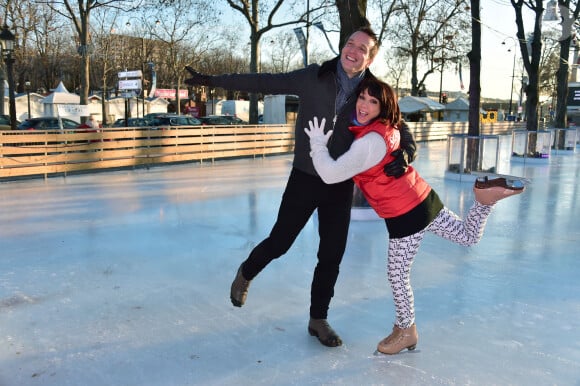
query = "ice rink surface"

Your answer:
(1, 139), (579, 386)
